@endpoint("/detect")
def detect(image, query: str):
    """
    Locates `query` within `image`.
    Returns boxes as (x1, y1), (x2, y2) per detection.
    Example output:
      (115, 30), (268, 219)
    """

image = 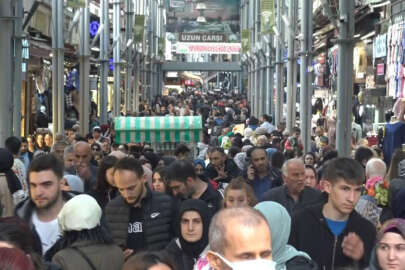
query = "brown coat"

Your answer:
(52, 240), (124, 270)
(0, 173), (15, 217)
